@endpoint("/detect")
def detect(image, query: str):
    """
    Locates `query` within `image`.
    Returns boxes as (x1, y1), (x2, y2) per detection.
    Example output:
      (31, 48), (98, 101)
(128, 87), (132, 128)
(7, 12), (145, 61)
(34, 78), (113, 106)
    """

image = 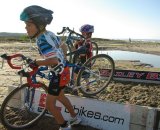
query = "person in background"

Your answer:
(73, 24), (94, 79)
(20, 5), (81, 130)
(74, 24), (94, 65)
(65, 24), (94, 95)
